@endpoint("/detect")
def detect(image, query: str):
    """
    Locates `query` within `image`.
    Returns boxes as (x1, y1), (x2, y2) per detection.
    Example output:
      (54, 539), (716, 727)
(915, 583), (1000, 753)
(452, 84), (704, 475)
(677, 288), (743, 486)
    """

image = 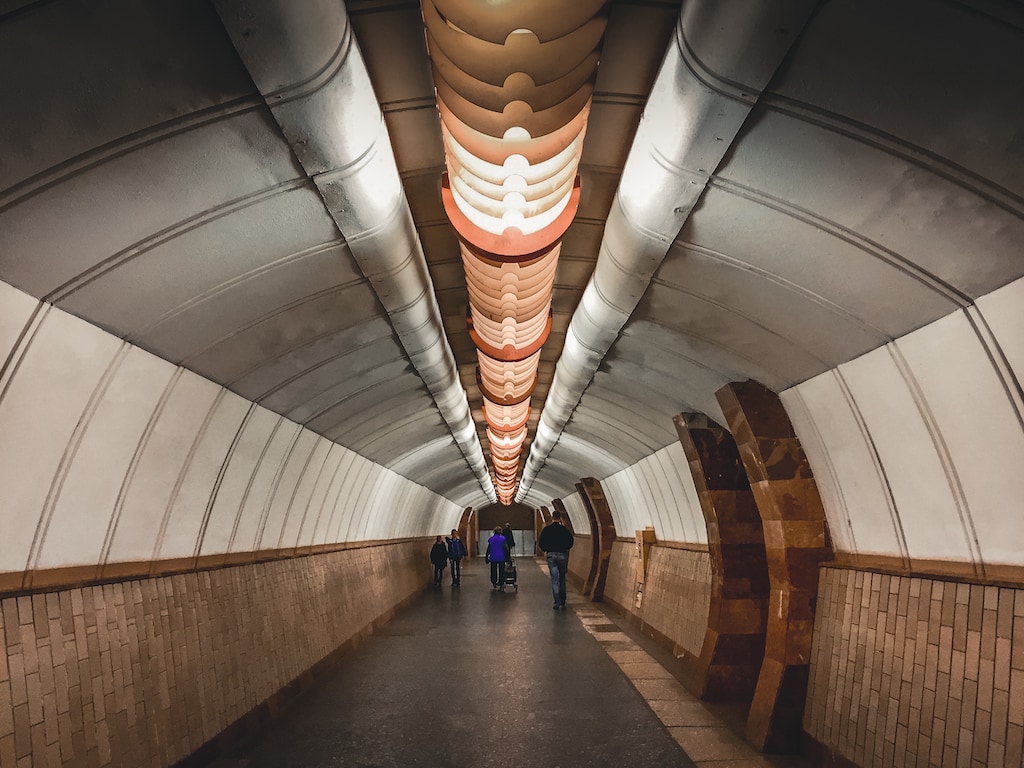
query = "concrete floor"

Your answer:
(212, 558), (807, 768)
